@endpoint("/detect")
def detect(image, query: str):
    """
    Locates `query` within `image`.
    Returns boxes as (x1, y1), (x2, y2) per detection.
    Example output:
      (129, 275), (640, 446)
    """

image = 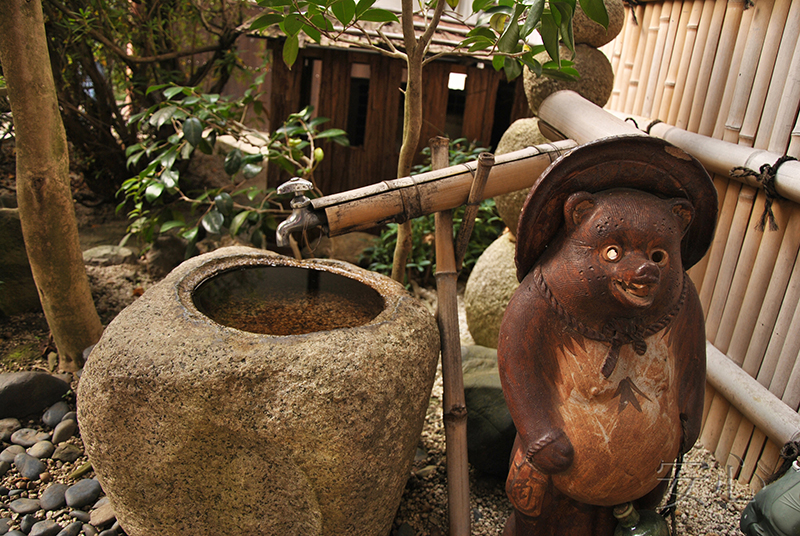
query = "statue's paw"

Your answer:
(527, 432), (574, 474)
